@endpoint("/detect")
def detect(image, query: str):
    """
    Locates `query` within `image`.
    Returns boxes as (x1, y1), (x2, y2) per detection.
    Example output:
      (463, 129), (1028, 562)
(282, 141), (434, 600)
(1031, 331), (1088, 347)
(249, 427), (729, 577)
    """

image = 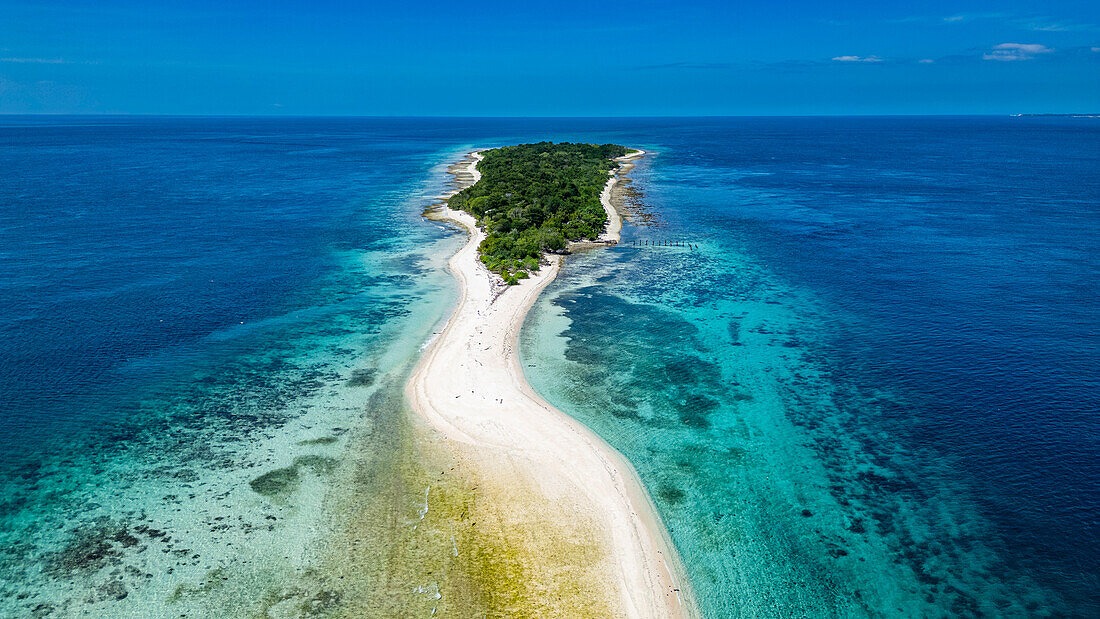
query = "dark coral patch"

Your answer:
(657, 484), (686, 505)
(346, 368), (377, 387)
(249, 467), (300, 497)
